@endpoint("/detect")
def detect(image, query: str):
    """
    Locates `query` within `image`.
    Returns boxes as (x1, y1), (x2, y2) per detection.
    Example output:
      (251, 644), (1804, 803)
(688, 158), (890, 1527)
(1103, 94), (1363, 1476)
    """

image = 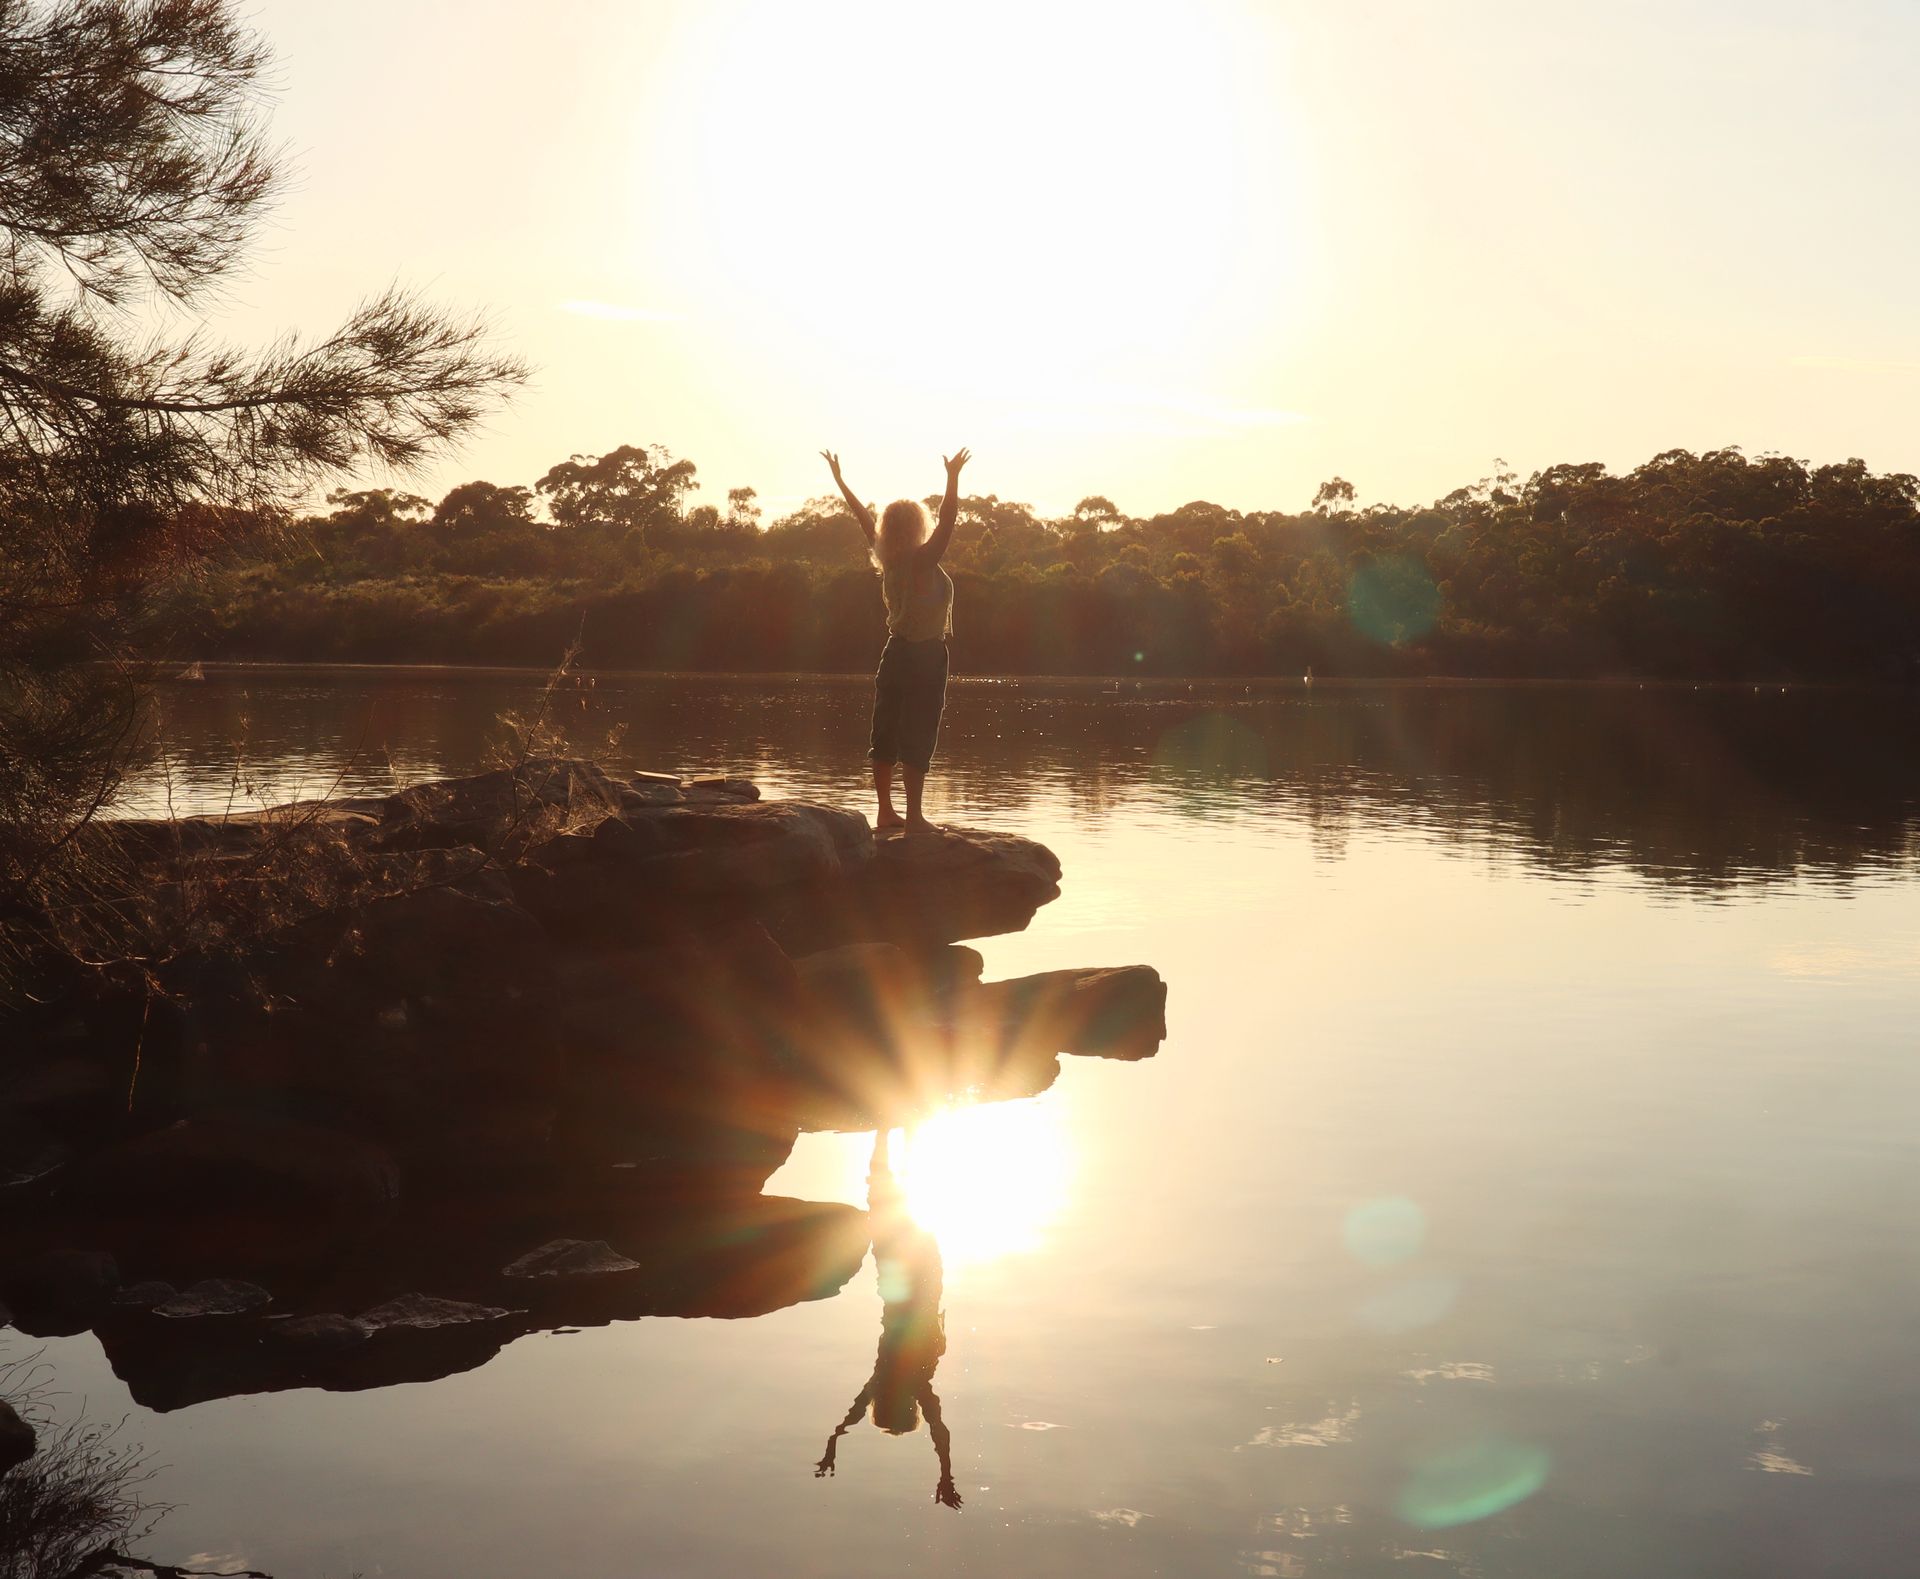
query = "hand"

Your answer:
(821, 449), (844, 480)
(943, 447), (970, 480)
(935, 1477), (964, 1509)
